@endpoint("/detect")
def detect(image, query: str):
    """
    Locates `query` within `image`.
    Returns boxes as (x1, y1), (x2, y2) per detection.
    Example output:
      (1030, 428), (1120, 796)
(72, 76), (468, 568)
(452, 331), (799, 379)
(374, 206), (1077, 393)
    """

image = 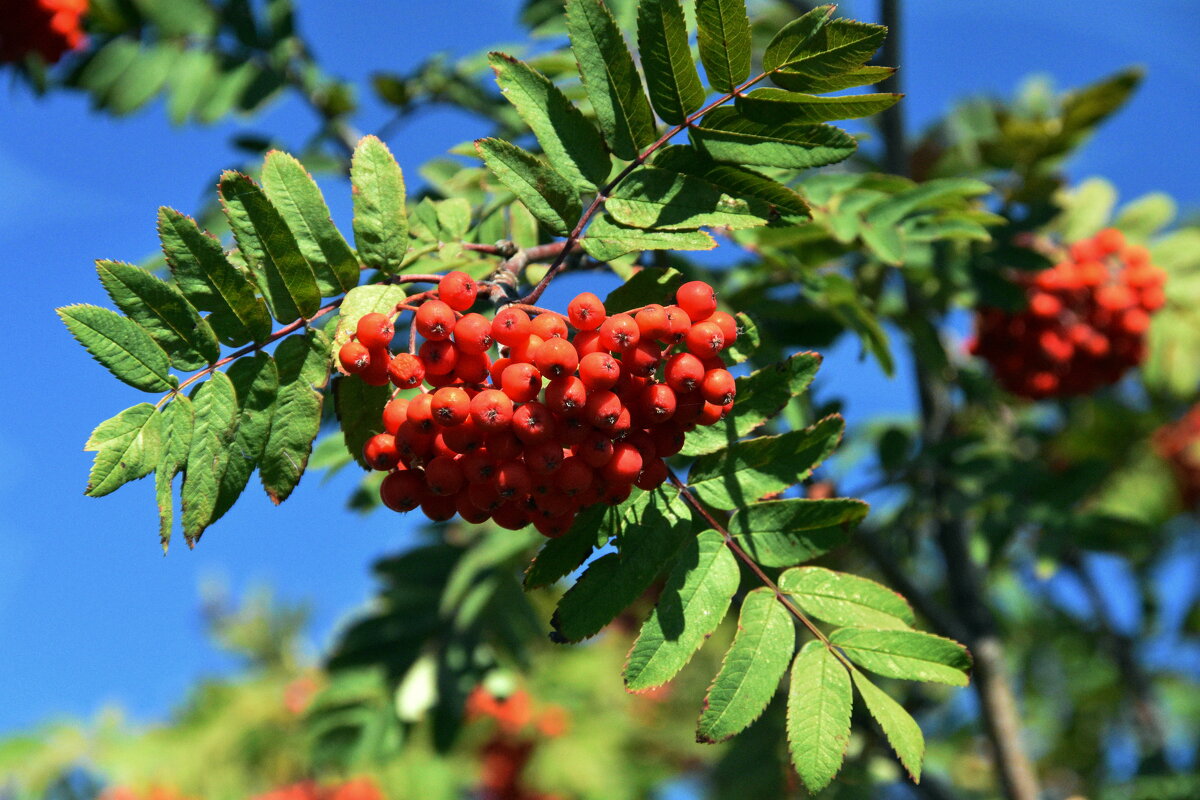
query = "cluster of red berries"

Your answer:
(337, 274), (738, 537)
(970, 228), (1166, 399)
(250, 779), (383, 800)
(1154, 405), (1200, 508)
(0, 0), (87, 64)
(466, 686), (569, 800)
